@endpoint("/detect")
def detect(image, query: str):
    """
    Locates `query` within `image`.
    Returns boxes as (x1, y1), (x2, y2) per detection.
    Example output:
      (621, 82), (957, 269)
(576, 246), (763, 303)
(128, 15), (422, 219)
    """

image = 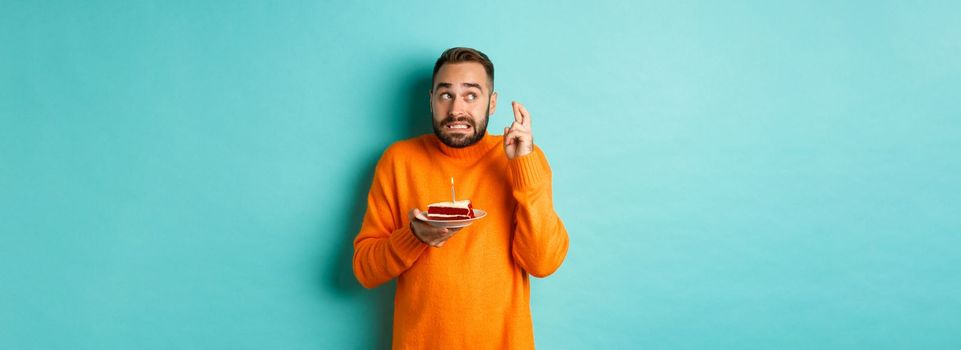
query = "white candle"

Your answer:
(450, 176), (455, 203)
